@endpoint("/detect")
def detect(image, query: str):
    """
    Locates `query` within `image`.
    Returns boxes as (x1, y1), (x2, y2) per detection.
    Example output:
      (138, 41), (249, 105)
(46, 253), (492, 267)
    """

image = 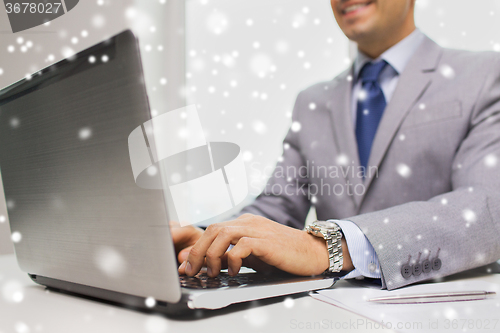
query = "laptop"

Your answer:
(0, 30), (337, 314)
